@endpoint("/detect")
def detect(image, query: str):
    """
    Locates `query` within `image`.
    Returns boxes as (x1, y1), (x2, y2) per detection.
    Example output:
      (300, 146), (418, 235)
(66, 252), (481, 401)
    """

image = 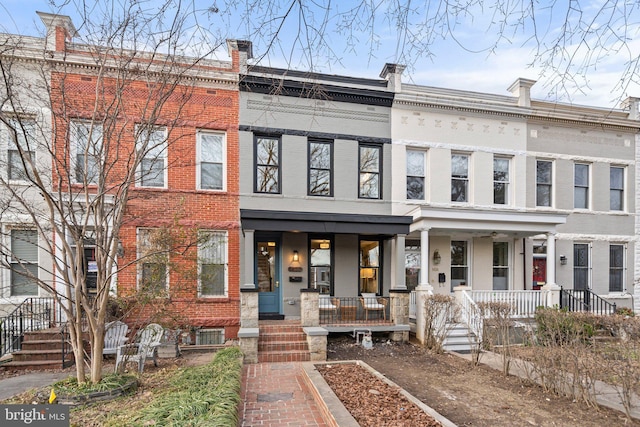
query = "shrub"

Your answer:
(615, 307), (635, 317)
(534, 307), (598, 346)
